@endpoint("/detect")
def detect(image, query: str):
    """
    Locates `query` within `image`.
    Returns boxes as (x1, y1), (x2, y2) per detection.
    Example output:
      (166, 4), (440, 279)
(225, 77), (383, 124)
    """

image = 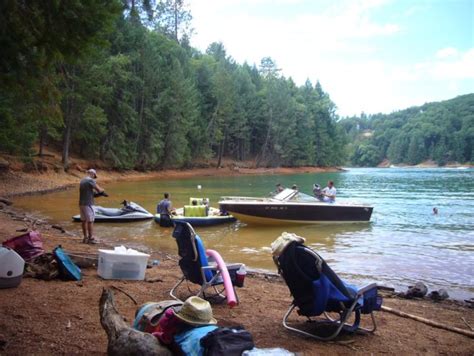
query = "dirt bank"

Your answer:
(0, 159), (473, 354)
